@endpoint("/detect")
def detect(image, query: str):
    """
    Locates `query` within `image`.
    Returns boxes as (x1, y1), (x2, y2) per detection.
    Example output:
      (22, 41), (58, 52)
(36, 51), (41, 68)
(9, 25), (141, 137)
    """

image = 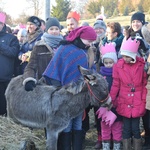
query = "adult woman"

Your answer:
(92, 19), (107, 149)
(126, 12), (150, 149)
(101, 22), (124, 58)
(43, 26), (97, 150)
(22, 17), (63, 91)
(124, 12), (148, 59)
